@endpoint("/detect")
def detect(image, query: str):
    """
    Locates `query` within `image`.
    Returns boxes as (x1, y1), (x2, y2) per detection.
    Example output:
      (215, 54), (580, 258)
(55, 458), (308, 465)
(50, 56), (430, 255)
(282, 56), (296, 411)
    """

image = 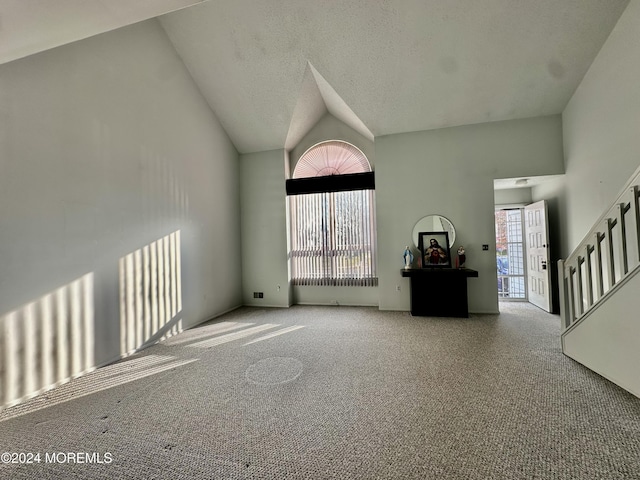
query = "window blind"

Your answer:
(289, 189), (377, 286)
